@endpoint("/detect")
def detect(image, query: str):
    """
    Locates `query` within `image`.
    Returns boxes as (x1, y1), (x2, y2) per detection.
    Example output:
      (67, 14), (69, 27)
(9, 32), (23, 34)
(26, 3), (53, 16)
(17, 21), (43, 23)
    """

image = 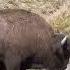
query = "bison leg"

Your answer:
(0, 60), (6, 70)
(4, 52), (21, 70)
